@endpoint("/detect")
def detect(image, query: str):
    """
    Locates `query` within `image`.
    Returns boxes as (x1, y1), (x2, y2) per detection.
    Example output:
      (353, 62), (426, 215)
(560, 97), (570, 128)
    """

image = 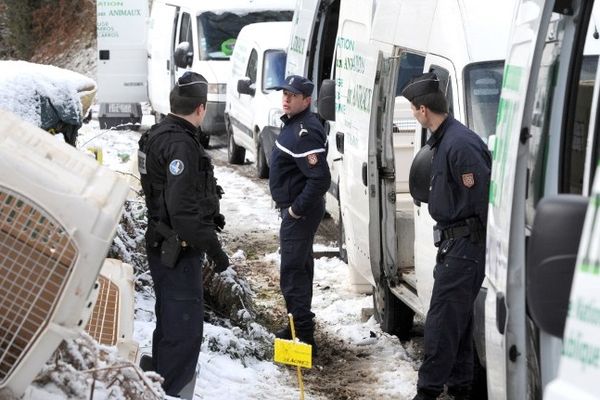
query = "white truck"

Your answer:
(97, 0), (294, 146)
(484, 0), (600, 398)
